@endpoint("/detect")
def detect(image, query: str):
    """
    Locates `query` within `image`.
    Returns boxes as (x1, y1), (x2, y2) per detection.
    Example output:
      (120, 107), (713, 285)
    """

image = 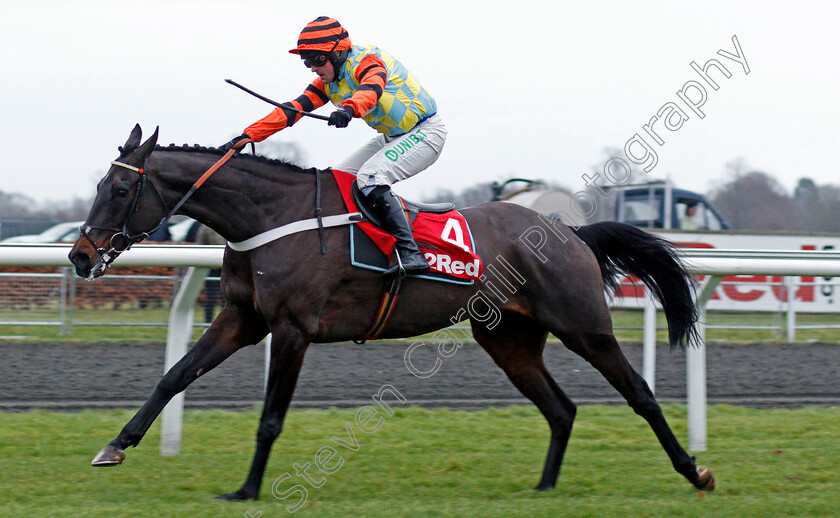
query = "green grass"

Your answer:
(3, 309), (840, 344)
(0, 405), (838, 517)
(609, 310), (840, 344)
(0, 306), (212, 342)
